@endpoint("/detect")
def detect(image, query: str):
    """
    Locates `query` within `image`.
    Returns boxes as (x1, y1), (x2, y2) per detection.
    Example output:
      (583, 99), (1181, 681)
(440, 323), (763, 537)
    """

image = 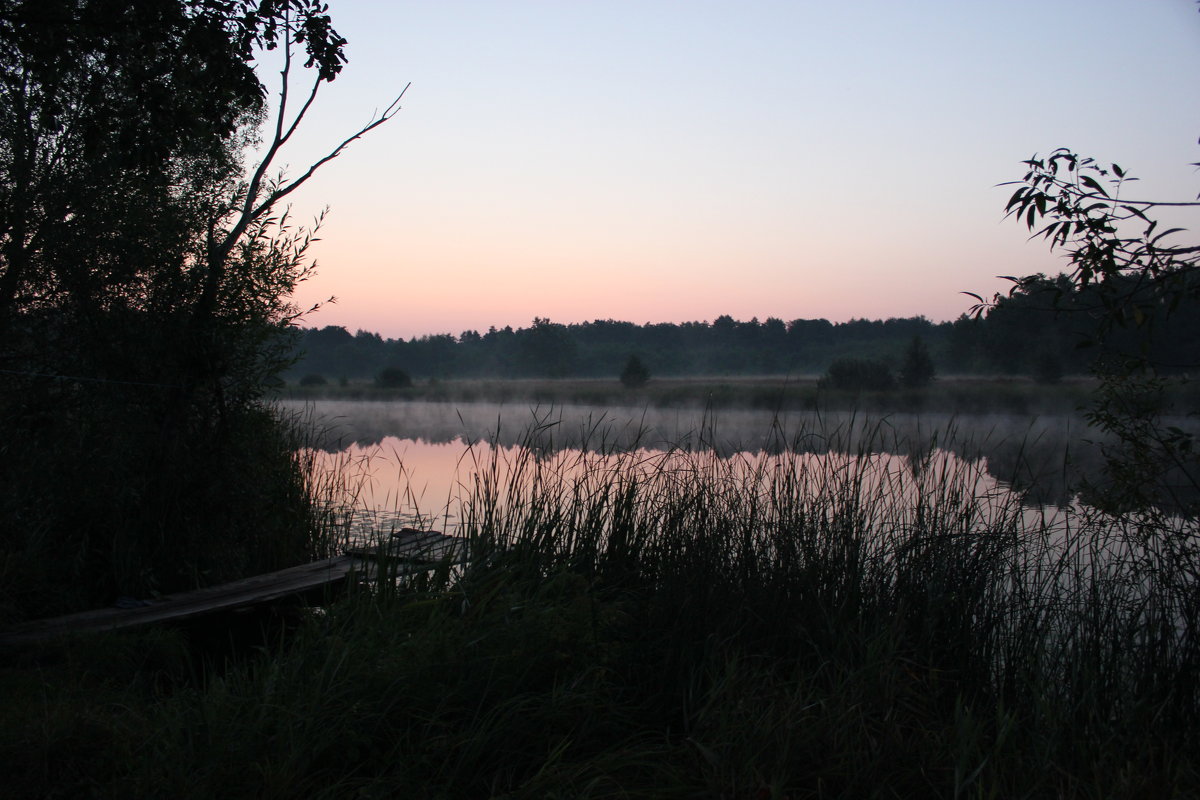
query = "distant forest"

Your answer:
(286, 274), (1200, 381)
